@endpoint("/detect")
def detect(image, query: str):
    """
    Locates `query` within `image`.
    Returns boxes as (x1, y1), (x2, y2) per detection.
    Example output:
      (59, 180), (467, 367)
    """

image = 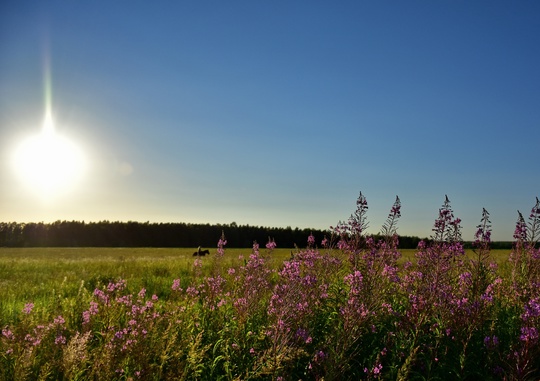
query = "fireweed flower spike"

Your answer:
(266, 237), (277, 251)
(351, 191), (369, 236)
(514, 211), (527, 243)
(411, 195), (466, 325)
(510, 197), (540, 303)
(468, 207), (498, 306)
(432, 195), (462, 243)
(472, 207), (493, 266)
(528, 197), (540, 245)
(380, 195), (401, 240)
(217, 230), (227, 258)
(321, 235), (329, 248)
(307, 233), (315, 248)
(474, 208), (492, 246)
(332, 191), (371, 269)
(252, 240), (259, 255)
